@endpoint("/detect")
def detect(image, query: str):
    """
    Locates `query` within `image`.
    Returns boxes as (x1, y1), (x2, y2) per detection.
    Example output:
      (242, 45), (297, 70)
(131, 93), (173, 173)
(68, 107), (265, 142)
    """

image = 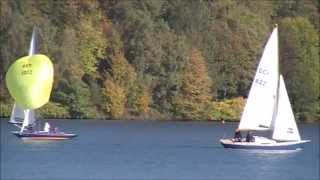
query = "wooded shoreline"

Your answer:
(1, 0), (319, 122)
